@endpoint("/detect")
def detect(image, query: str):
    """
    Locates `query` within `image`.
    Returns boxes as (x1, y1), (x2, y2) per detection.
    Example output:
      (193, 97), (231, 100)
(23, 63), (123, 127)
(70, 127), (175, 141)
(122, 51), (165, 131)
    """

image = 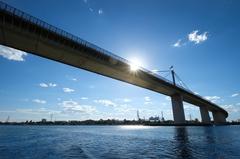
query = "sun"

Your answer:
(129, 58), (142, 71)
